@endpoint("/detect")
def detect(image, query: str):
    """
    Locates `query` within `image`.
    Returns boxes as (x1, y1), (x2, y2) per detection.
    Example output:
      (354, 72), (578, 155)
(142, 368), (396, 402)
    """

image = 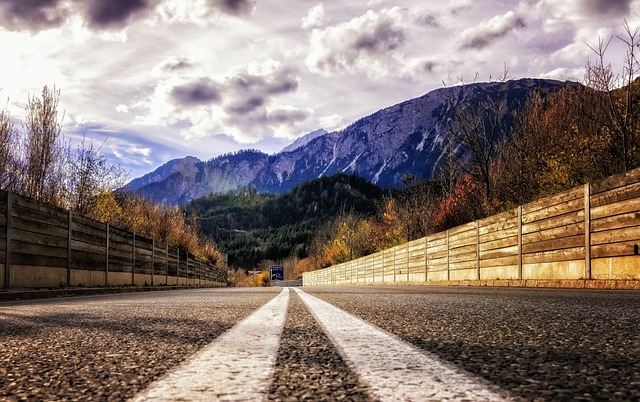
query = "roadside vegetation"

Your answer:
(296, 22), (640, 277)
(0, 86), (222, 265)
